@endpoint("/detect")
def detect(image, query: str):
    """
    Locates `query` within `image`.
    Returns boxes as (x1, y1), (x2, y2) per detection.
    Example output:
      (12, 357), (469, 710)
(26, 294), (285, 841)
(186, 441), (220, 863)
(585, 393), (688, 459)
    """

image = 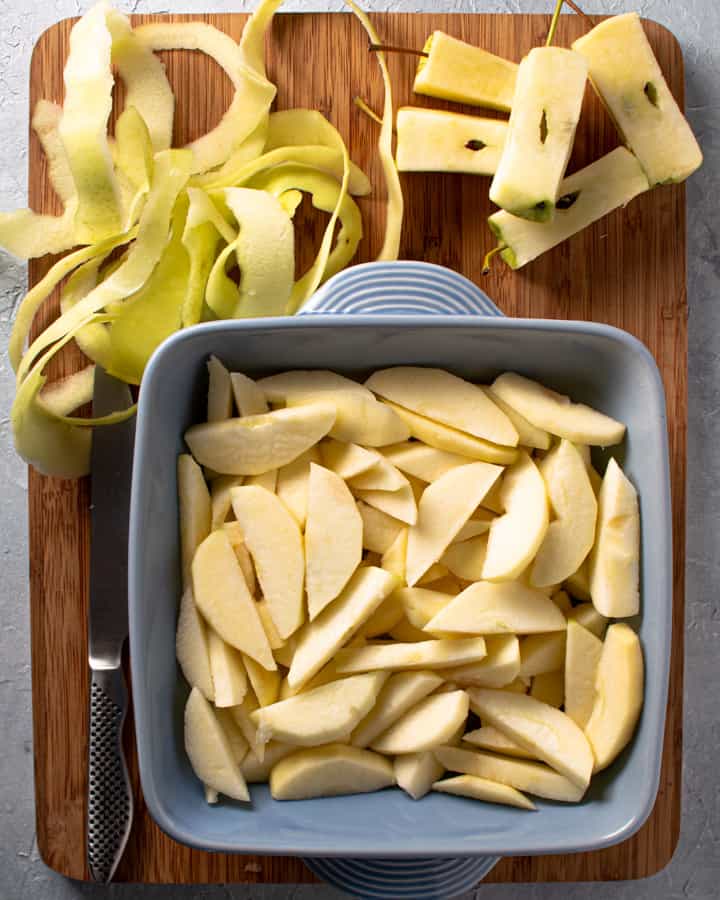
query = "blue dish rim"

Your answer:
(129, 313), (672, 860)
